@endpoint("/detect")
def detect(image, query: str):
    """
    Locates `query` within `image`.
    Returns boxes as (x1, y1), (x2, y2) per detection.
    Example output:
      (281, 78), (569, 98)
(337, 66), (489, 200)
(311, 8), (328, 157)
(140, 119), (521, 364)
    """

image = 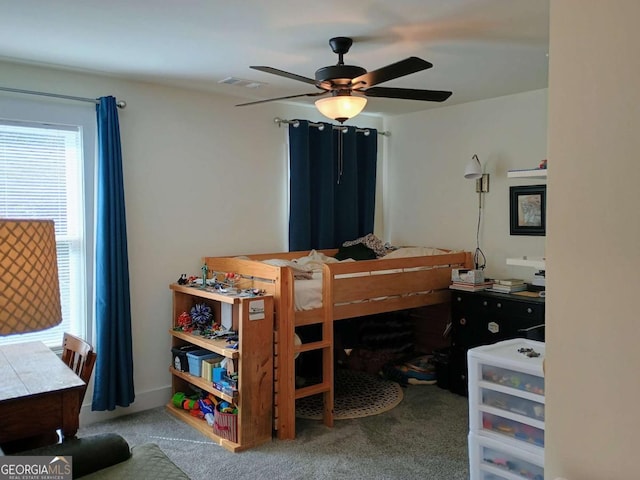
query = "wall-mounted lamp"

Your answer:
(465, 154), (489, 269)
(465, 154), (490, 193)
